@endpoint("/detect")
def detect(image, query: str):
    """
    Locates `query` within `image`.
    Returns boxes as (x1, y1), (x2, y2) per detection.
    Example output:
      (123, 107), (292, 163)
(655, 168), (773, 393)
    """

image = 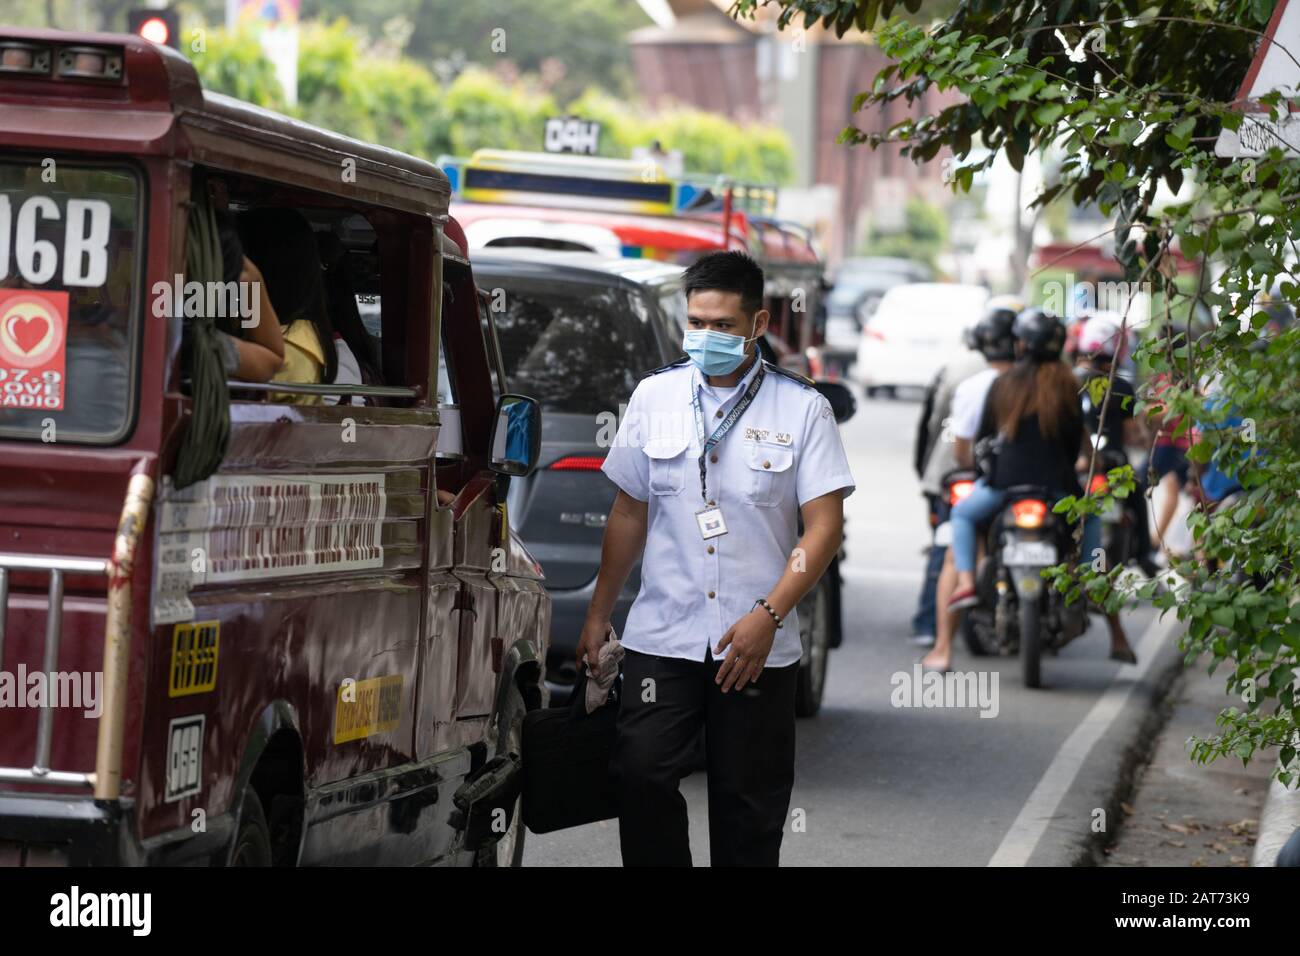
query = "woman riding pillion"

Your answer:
(922, 308), (1137, 673)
